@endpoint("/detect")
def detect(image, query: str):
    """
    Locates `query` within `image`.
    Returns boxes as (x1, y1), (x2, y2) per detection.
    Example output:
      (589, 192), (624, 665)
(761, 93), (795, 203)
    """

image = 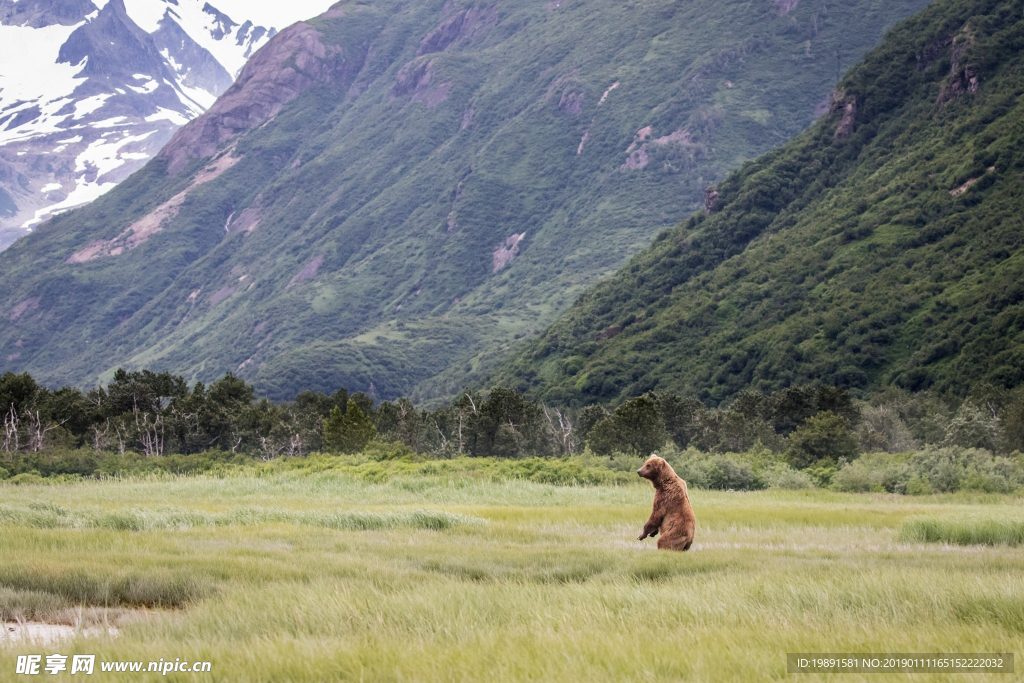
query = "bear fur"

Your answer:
(637, 455), (696, 551)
